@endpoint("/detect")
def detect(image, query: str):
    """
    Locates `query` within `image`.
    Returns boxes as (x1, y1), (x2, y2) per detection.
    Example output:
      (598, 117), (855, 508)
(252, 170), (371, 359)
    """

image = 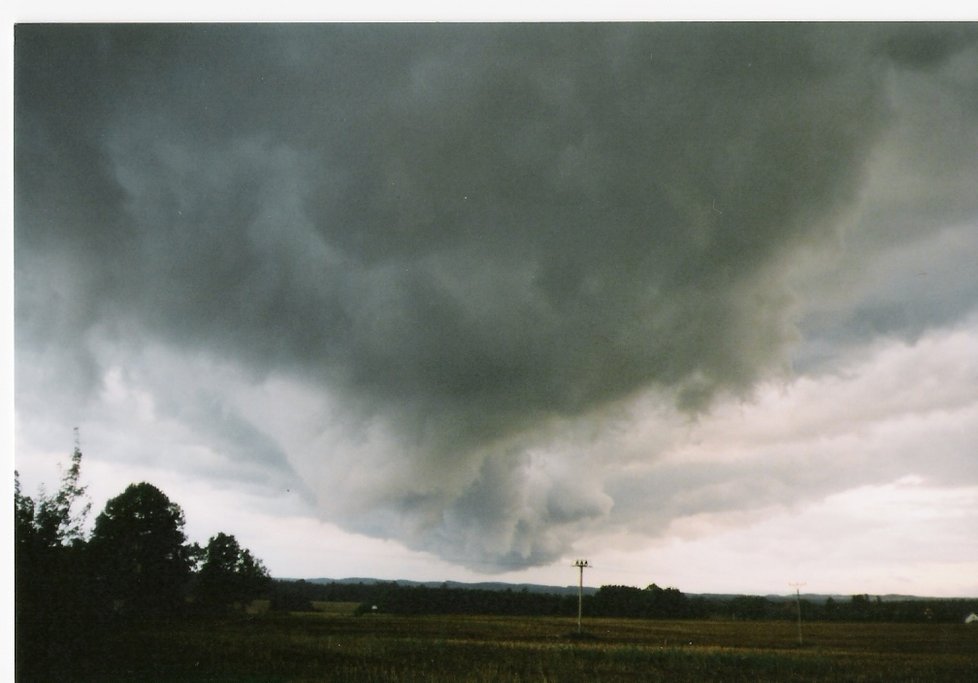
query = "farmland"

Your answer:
(29, 610), (977, 682)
